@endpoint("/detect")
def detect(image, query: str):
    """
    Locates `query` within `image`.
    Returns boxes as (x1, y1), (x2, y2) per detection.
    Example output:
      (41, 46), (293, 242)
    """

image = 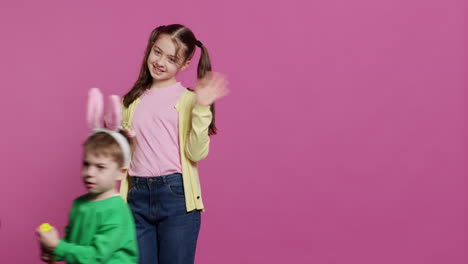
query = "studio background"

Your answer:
(0, 0), (466, 263)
